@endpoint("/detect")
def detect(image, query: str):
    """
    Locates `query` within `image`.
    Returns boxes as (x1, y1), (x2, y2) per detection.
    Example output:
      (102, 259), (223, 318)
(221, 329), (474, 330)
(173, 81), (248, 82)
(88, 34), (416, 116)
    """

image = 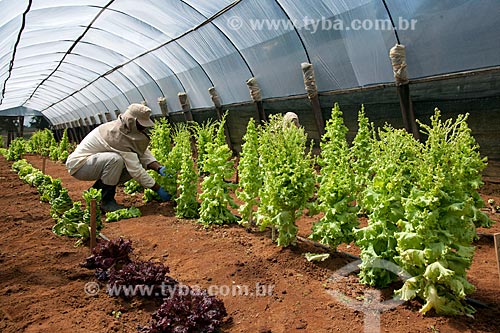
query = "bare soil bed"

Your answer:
(1, 154), (499, 333)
